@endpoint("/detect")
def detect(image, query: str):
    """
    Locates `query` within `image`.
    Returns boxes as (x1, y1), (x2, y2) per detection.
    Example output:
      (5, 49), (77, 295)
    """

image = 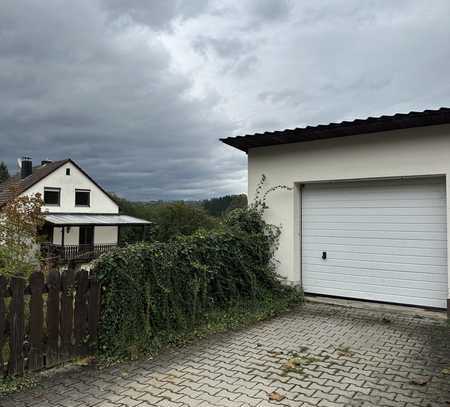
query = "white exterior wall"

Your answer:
(53, 226), (79, 245)
(52, 226), (118, 245)
(247, 124), (450, 298)
(22, 161), (118, 214)
(94, 226), (118, 244)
